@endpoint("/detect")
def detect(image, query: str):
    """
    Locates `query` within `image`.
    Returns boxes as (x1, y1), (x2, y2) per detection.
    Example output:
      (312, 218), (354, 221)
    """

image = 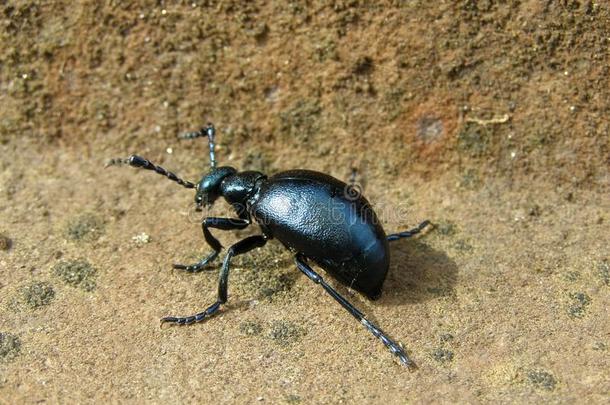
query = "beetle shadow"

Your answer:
(377, 240), (458, 306)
